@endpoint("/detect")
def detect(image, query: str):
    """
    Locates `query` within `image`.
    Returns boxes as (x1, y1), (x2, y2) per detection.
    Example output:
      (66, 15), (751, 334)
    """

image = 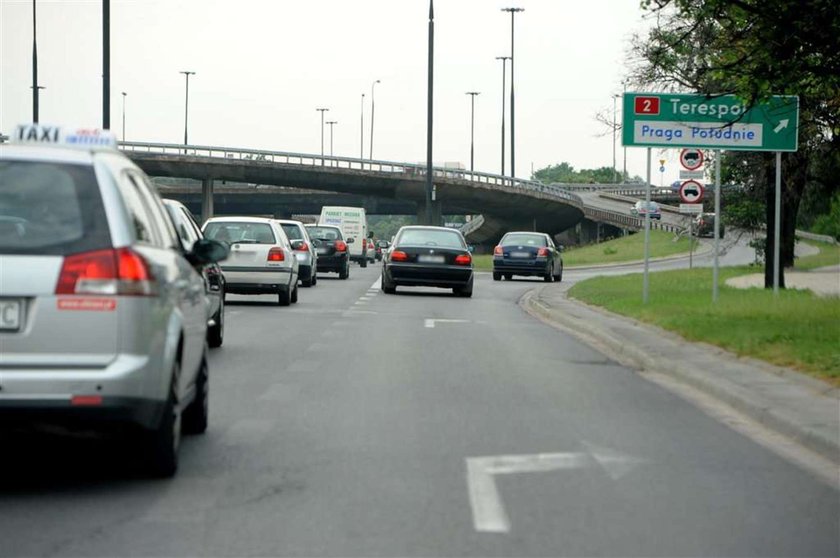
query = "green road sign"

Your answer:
(622, 93), (799, 152)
